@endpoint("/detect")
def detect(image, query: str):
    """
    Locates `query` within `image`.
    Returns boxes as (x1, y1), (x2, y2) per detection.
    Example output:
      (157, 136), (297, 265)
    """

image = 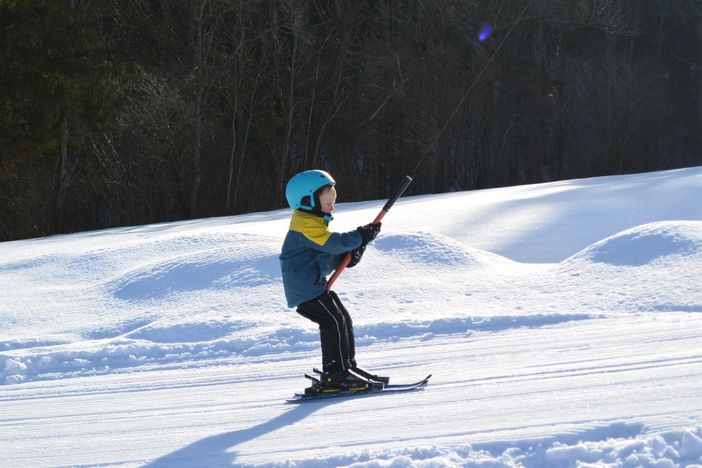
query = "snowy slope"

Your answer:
(1, 167), (702, 467)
